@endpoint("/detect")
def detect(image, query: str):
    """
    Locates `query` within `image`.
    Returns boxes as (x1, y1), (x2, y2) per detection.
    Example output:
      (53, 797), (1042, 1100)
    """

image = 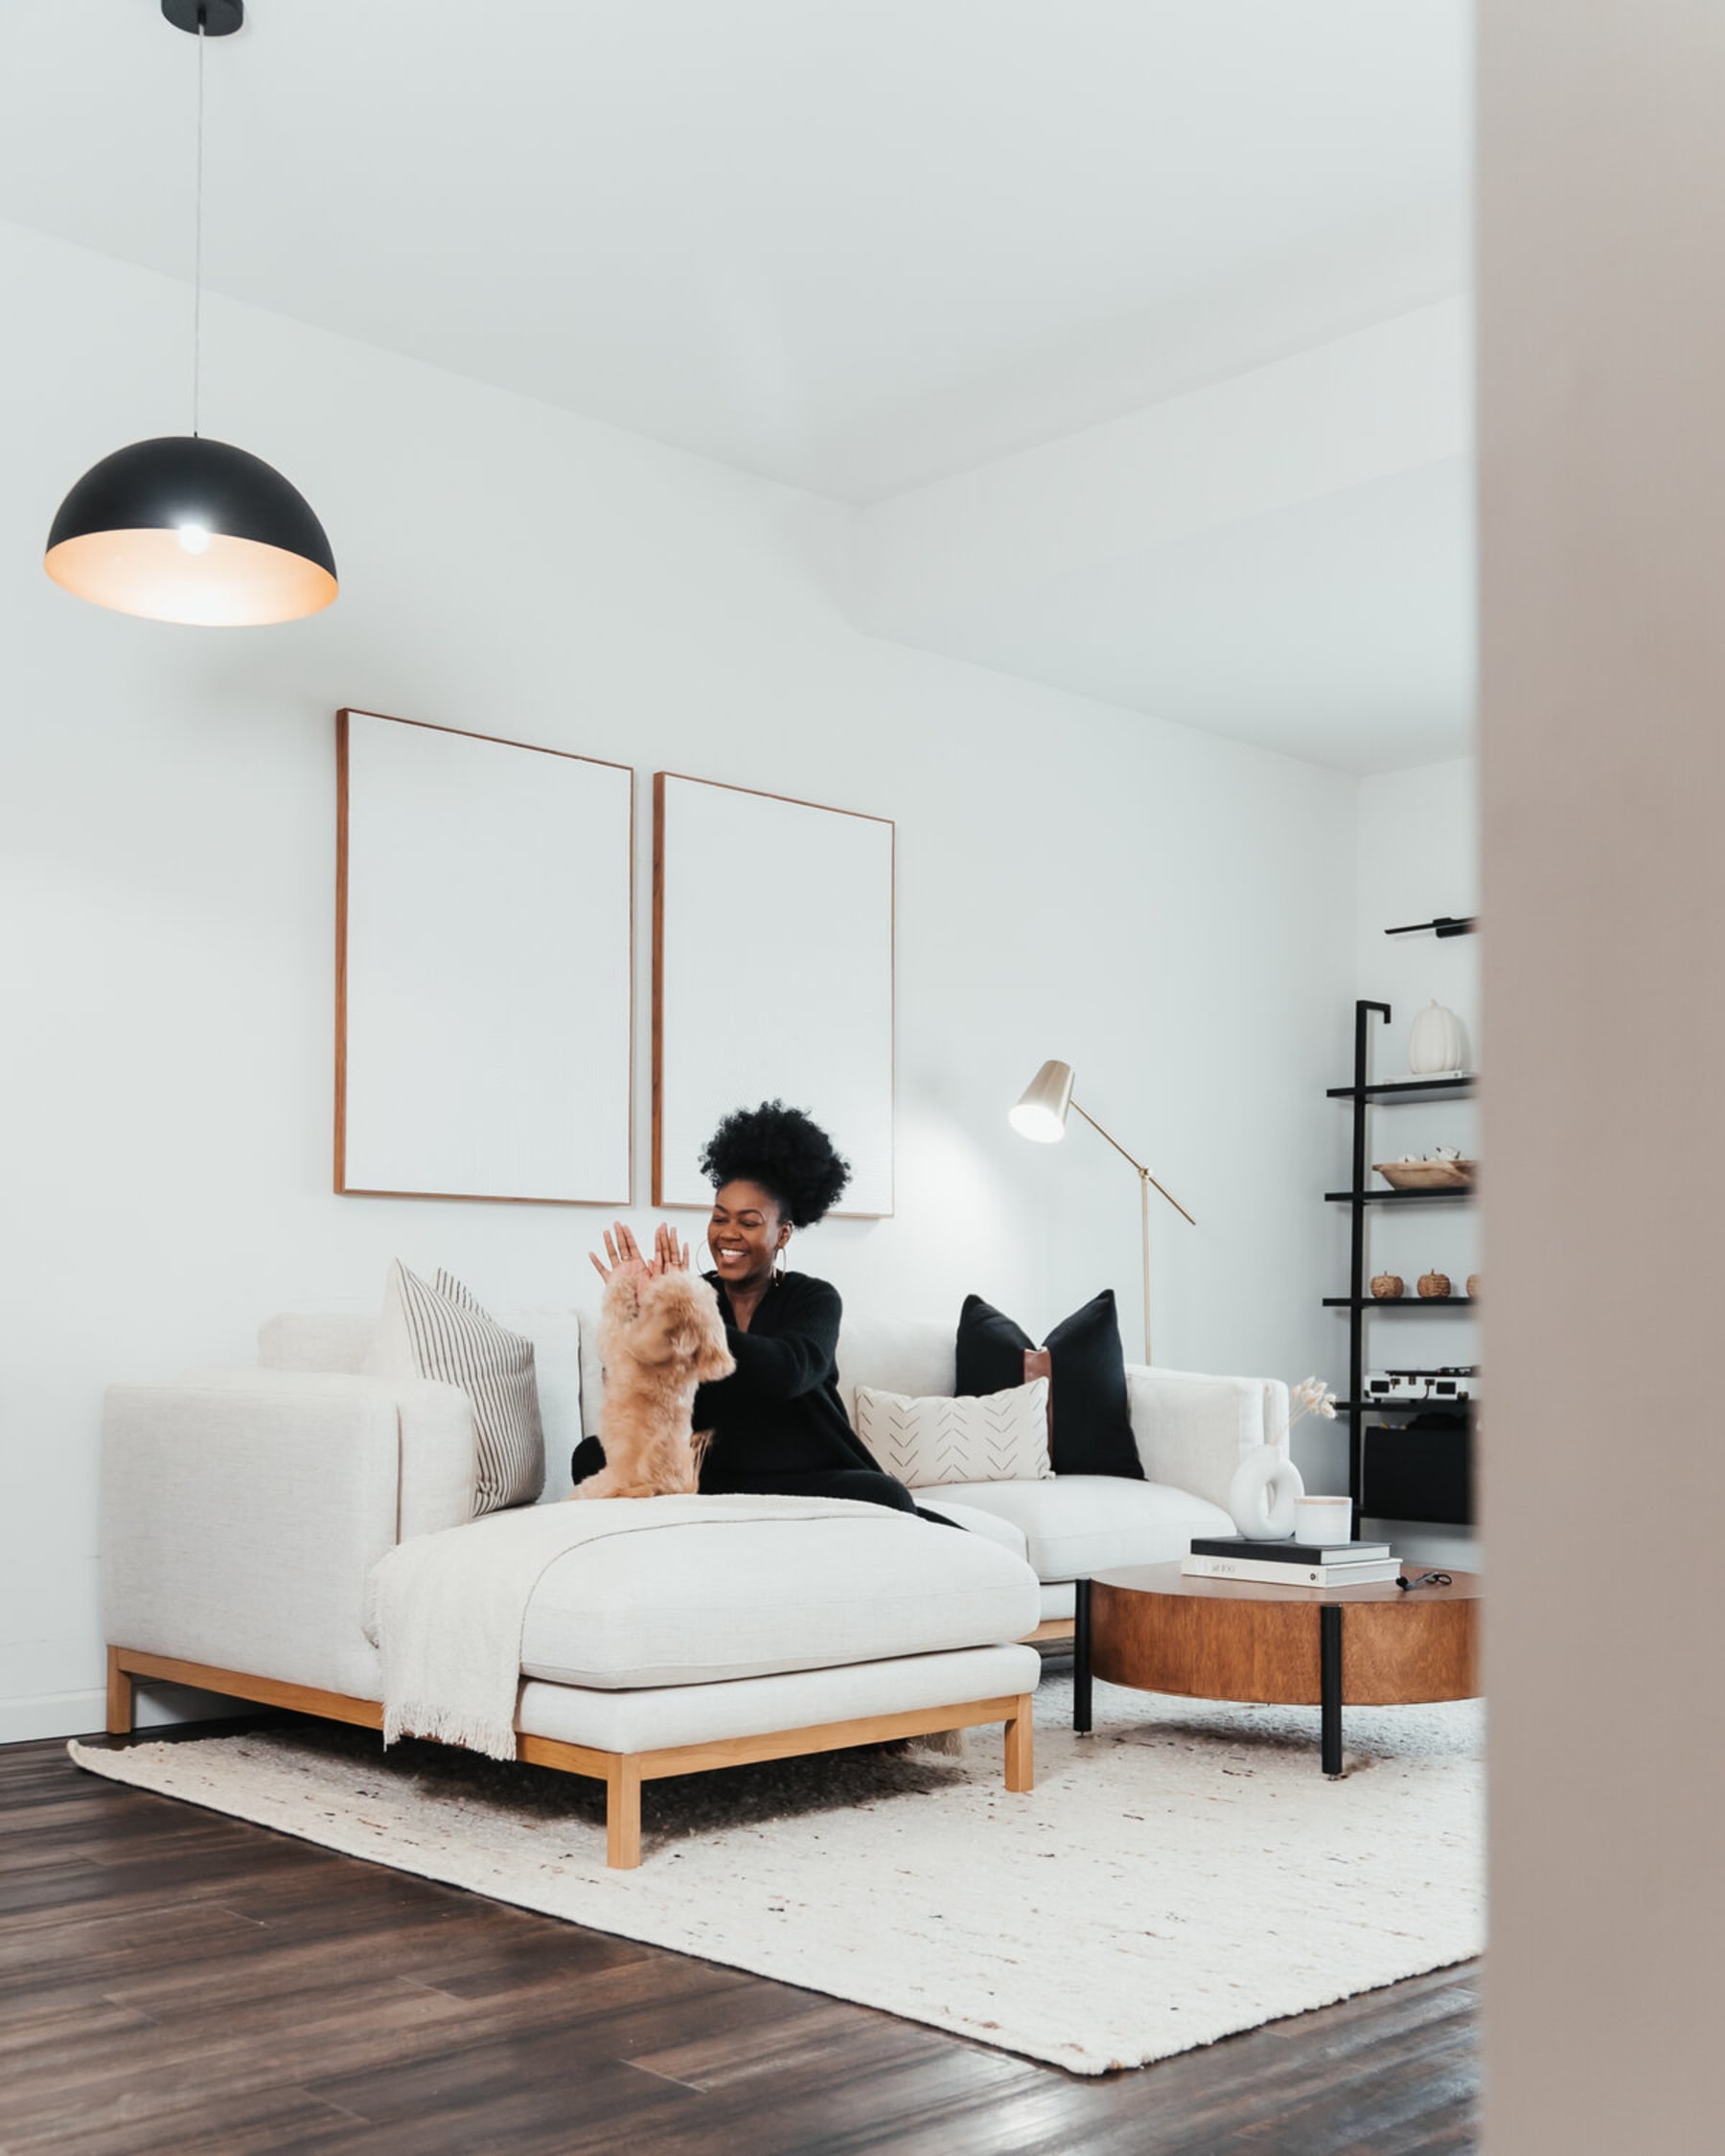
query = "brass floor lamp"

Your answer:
(1010, 1060), (1195, 1364)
